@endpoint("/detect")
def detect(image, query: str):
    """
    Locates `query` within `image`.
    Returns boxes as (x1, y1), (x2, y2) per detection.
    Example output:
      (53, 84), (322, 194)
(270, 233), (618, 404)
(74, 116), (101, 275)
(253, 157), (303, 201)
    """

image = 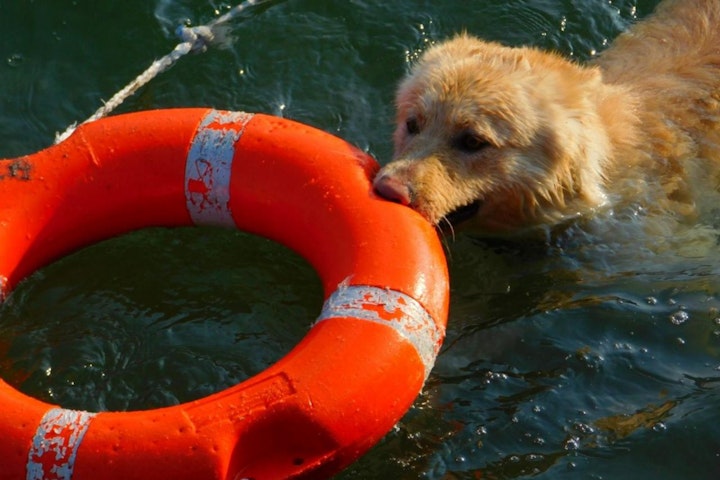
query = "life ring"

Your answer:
(0, 109), (449, 480)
